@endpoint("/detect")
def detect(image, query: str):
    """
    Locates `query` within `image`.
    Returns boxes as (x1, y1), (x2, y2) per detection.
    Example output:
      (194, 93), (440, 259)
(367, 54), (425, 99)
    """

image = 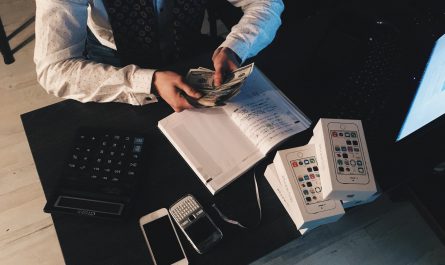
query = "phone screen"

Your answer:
(143, 216), (184, 265)
(184, 216), (218, 244)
